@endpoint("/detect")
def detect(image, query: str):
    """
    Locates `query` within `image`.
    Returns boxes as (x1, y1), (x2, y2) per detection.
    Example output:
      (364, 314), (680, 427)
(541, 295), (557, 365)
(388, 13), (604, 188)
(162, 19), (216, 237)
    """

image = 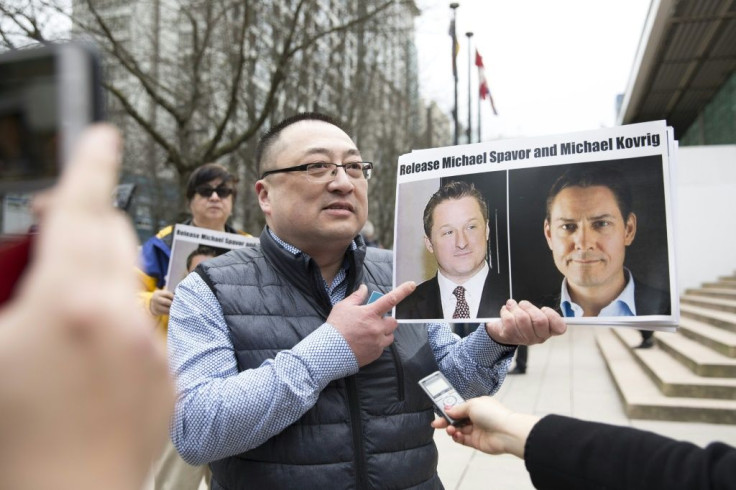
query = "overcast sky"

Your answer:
(414, 0), (651, 141)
